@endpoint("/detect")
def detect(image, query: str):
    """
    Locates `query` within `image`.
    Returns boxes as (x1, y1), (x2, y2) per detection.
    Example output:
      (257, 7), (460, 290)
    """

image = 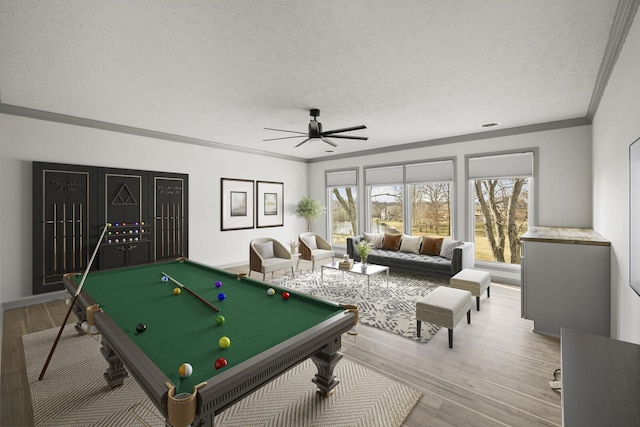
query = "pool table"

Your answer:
(63, 258), (355, 427)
